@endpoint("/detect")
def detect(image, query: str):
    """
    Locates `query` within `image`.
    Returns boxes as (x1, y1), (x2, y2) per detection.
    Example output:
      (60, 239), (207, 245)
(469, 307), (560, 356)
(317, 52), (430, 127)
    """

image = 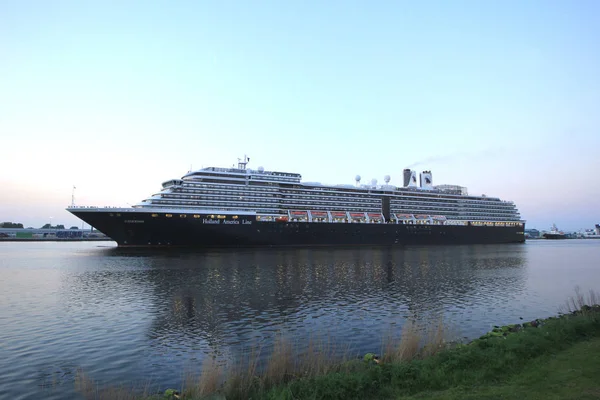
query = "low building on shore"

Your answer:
(0, 228), (107, 239)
